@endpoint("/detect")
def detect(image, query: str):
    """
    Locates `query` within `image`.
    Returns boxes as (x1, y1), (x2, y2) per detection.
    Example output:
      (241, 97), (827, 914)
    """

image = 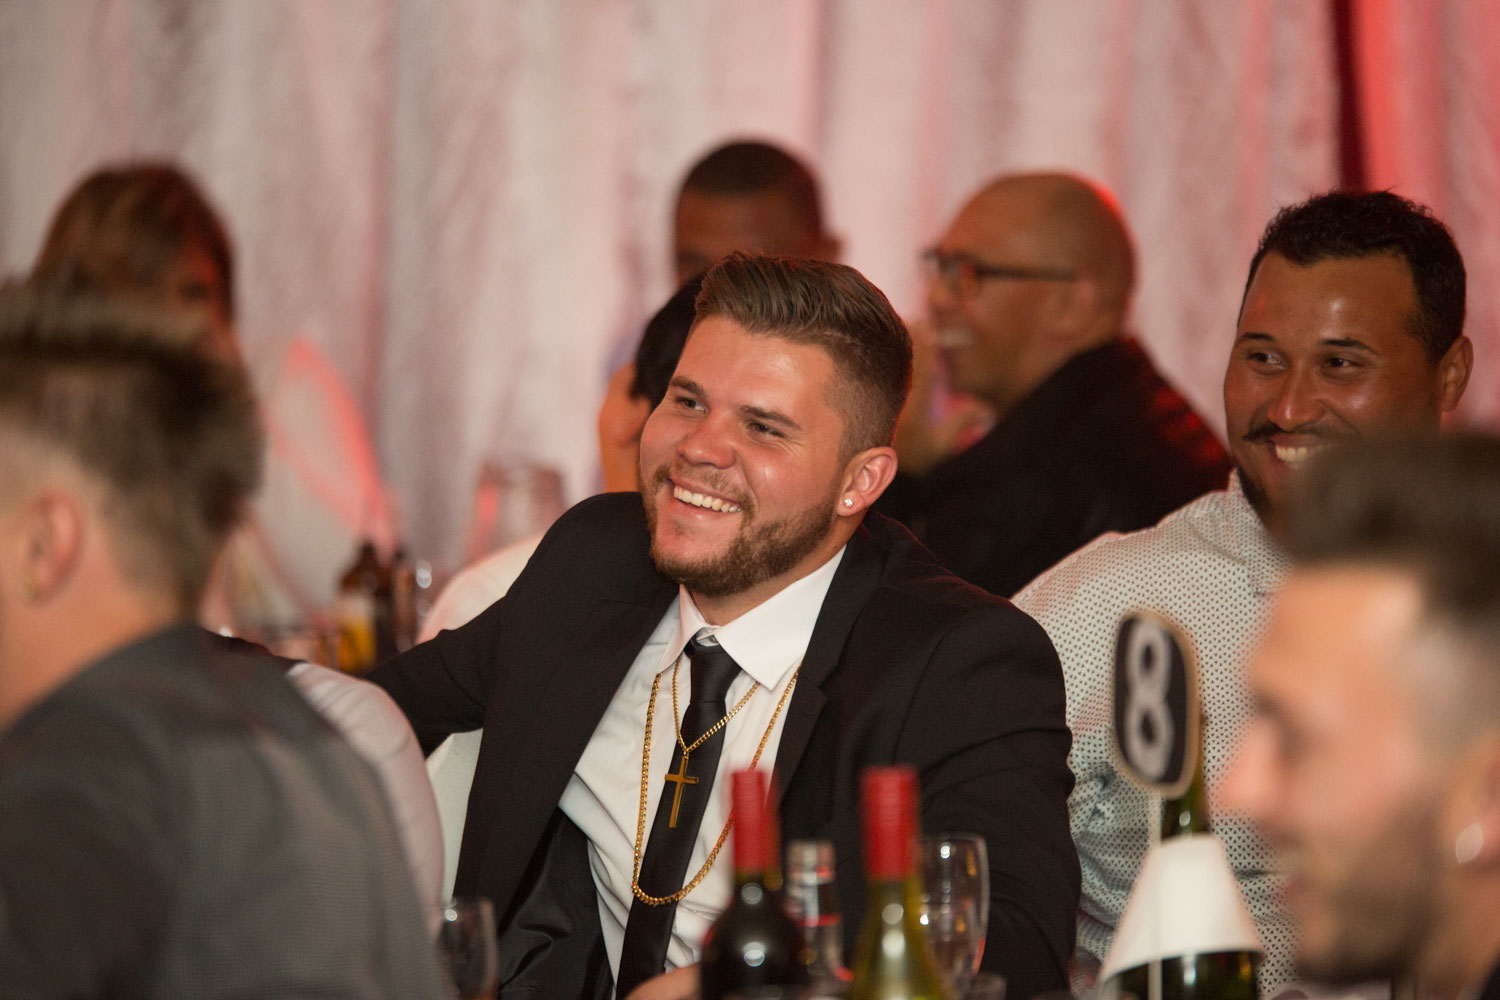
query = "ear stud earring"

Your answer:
(1456, 822), (1485, 865)
(842, 497), (855, 508)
